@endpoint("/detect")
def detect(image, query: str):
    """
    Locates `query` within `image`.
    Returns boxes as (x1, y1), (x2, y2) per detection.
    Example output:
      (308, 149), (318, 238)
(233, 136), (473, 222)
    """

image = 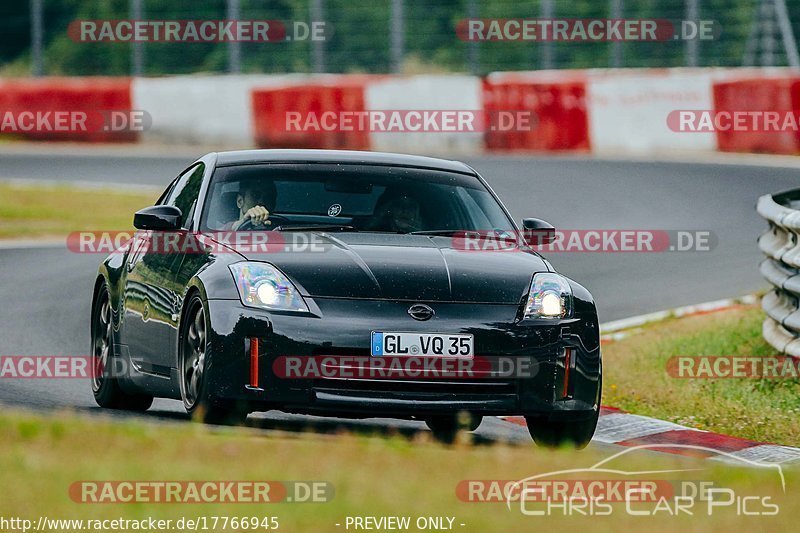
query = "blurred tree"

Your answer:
(0, 0), (793, 75)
